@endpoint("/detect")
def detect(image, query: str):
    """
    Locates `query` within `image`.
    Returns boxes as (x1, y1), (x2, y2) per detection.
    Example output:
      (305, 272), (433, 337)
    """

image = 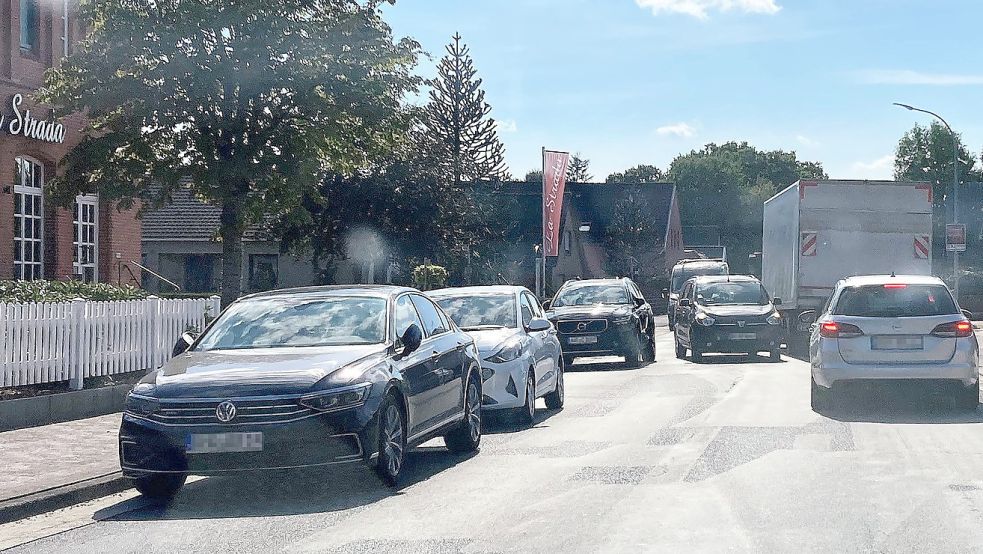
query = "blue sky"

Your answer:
(382, 0), (983, 182)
